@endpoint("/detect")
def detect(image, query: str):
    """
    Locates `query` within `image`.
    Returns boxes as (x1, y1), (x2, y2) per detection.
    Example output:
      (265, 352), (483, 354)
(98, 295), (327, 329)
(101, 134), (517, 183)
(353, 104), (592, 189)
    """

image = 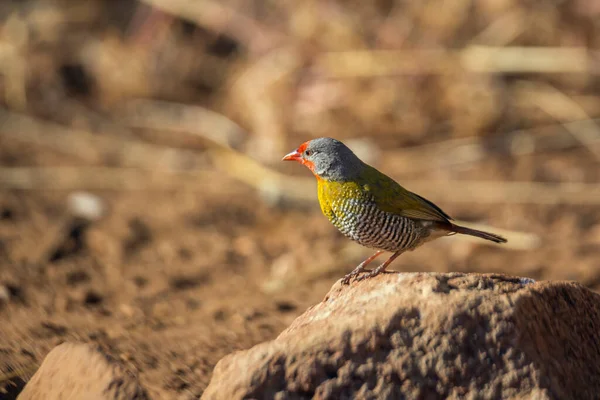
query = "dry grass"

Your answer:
(0, 0), (599, 397)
